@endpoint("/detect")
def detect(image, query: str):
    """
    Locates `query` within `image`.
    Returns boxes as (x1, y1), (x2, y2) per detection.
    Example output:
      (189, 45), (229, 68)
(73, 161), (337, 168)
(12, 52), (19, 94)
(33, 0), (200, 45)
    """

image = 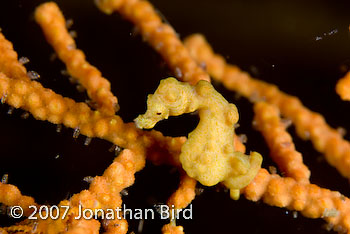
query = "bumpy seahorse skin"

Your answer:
(135, 77), (262, 199)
